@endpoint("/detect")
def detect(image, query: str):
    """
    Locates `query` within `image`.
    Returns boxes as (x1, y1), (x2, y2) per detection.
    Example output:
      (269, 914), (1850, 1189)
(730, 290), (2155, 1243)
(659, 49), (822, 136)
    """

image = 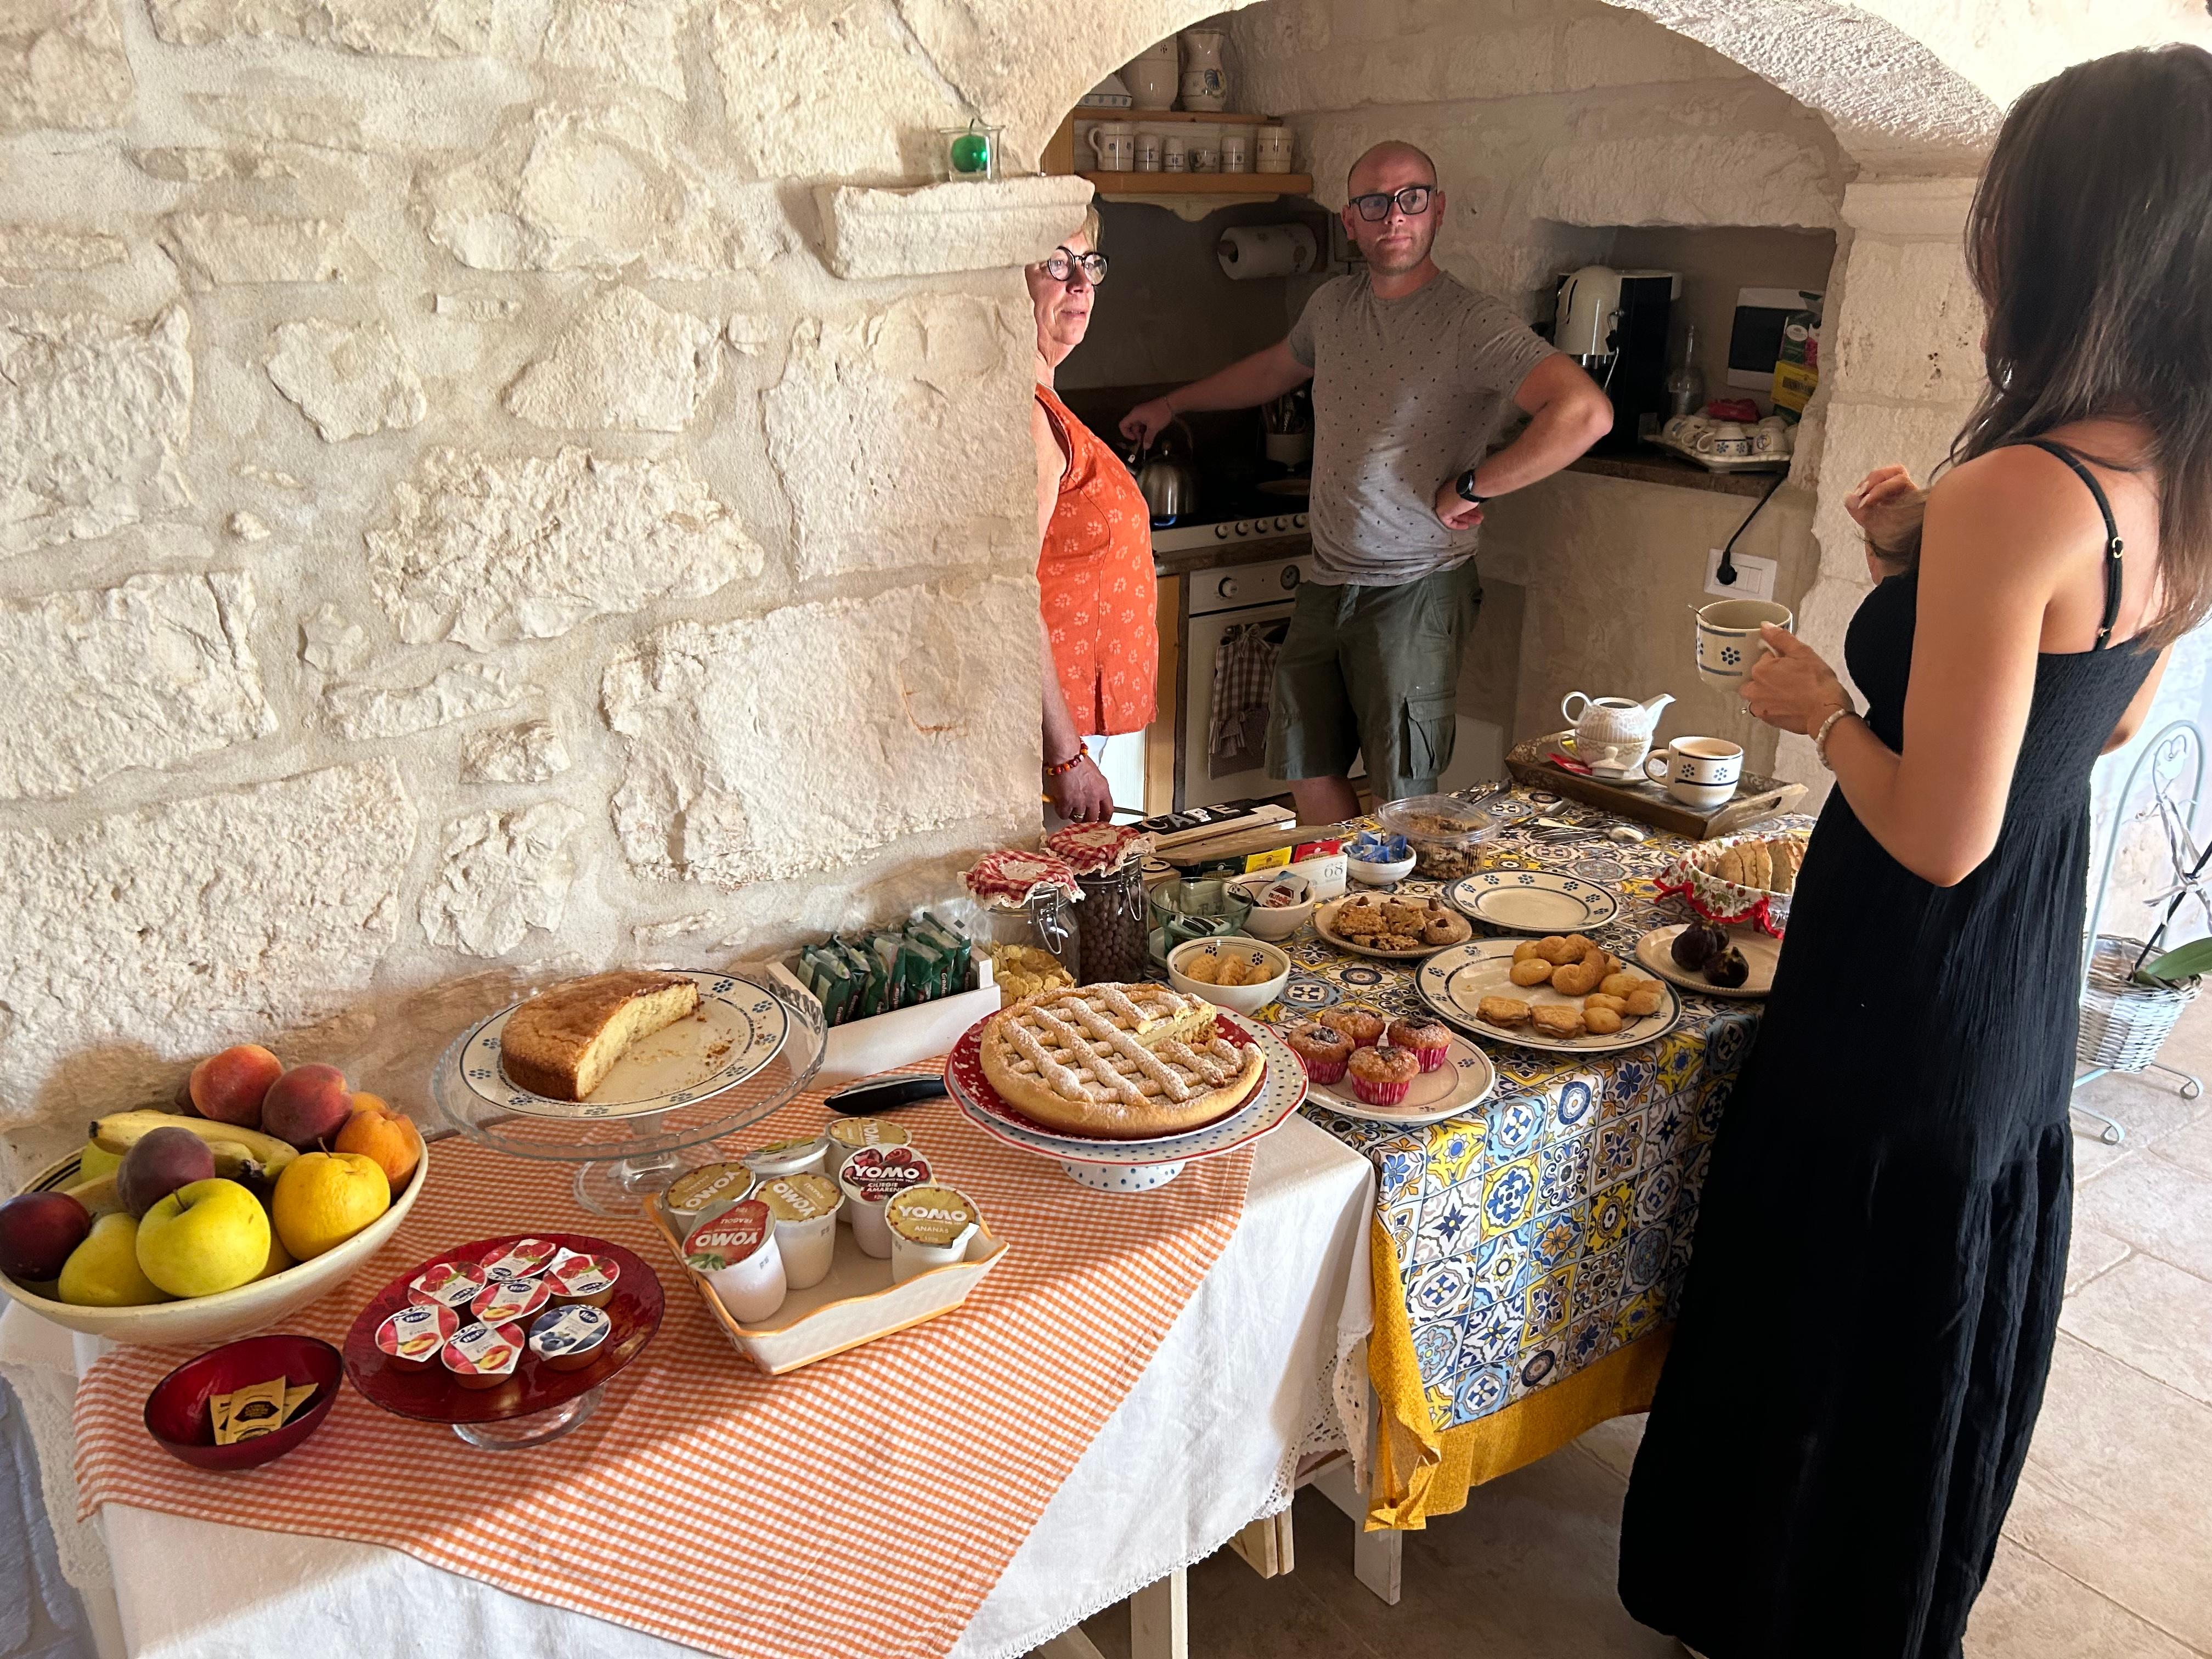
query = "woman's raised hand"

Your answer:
(1847, 465), (1928, 576)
